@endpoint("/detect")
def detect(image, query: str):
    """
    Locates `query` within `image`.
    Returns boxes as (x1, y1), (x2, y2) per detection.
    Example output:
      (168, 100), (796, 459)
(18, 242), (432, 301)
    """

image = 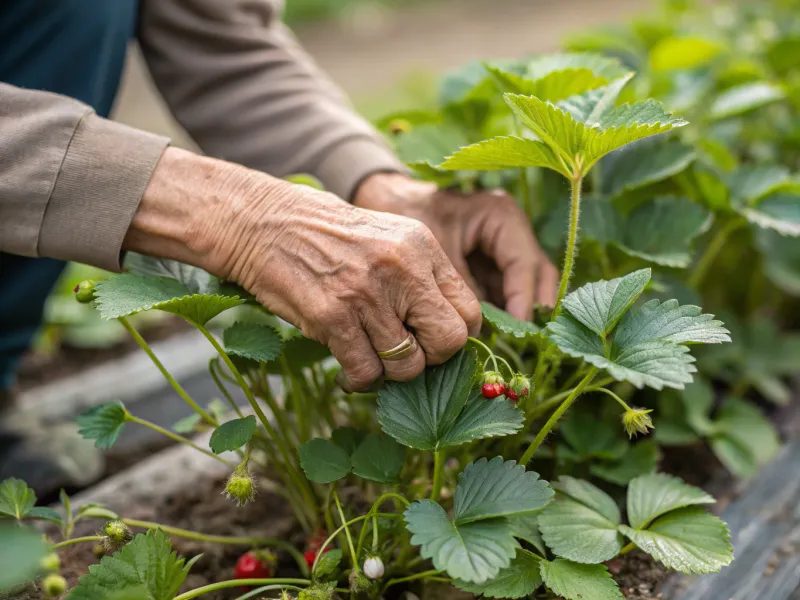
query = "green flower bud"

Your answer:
(41, 574), (67, 597)
(622, 407), (654, 438)
(224, 465), (257, 507)
(40, 552), (60, 573)
(100, 519), (133, 553)
(74, 280), (97, 304)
